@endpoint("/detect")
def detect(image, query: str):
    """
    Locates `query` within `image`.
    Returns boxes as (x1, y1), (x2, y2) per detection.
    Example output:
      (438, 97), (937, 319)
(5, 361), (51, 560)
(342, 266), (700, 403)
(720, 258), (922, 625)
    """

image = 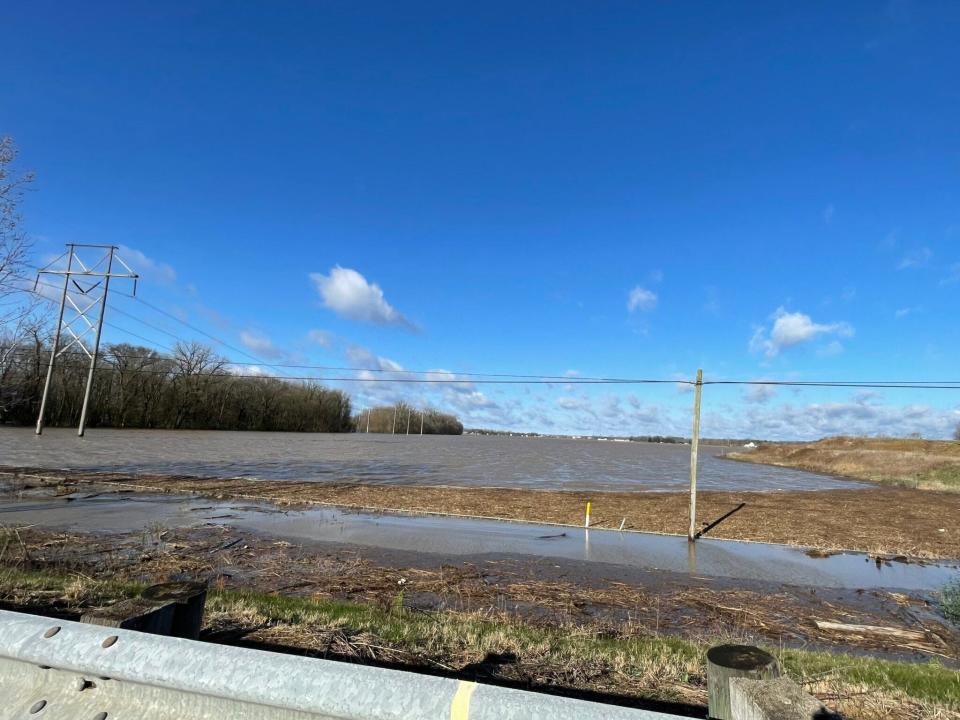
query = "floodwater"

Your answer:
(0, 492), (952, 591)
(0, 427), (864, 492)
